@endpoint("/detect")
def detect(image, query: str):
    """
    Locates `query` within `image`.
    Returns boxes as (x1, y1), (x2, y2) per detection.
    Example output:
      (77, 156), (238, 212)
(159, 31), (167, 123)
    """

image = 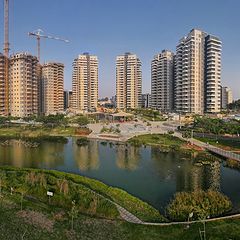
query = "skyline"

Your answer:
(1, 0), (240, 99)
